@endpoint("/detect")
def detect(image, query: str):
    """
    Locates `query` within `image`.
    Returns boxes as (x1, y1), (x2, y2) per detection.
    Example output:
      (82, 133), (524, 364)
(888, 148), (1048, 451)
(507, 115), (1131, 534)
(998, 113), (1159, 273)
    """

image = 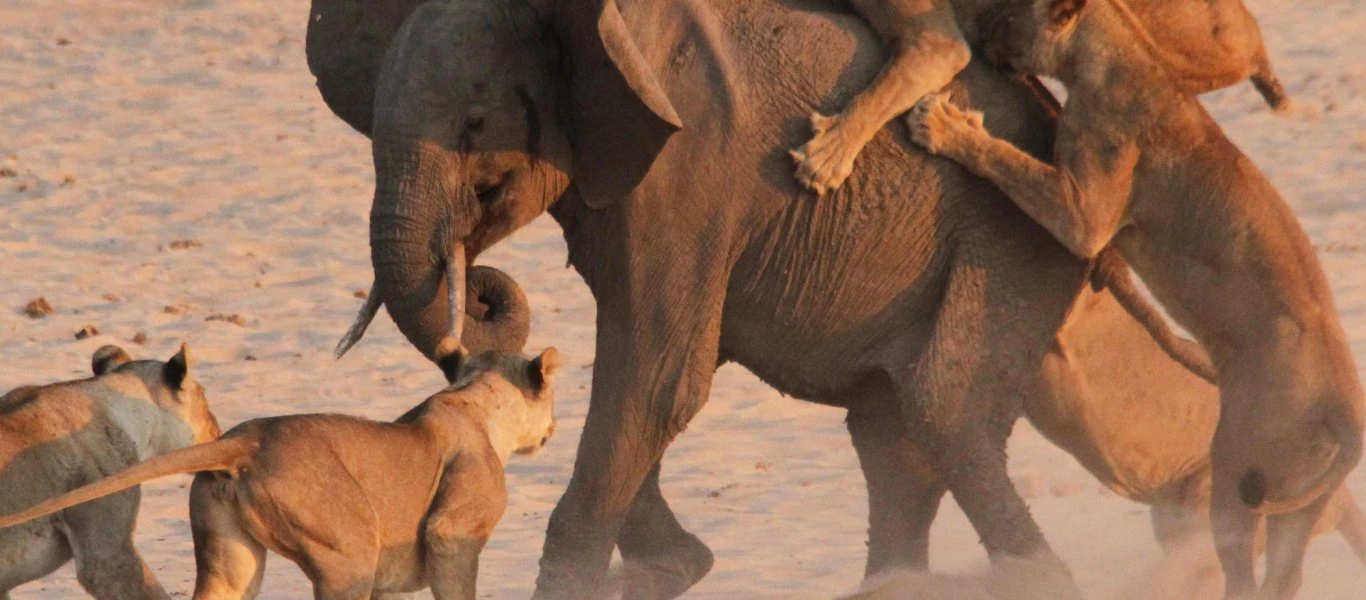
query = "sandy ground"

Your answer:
(1, 0), (1364, 597)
